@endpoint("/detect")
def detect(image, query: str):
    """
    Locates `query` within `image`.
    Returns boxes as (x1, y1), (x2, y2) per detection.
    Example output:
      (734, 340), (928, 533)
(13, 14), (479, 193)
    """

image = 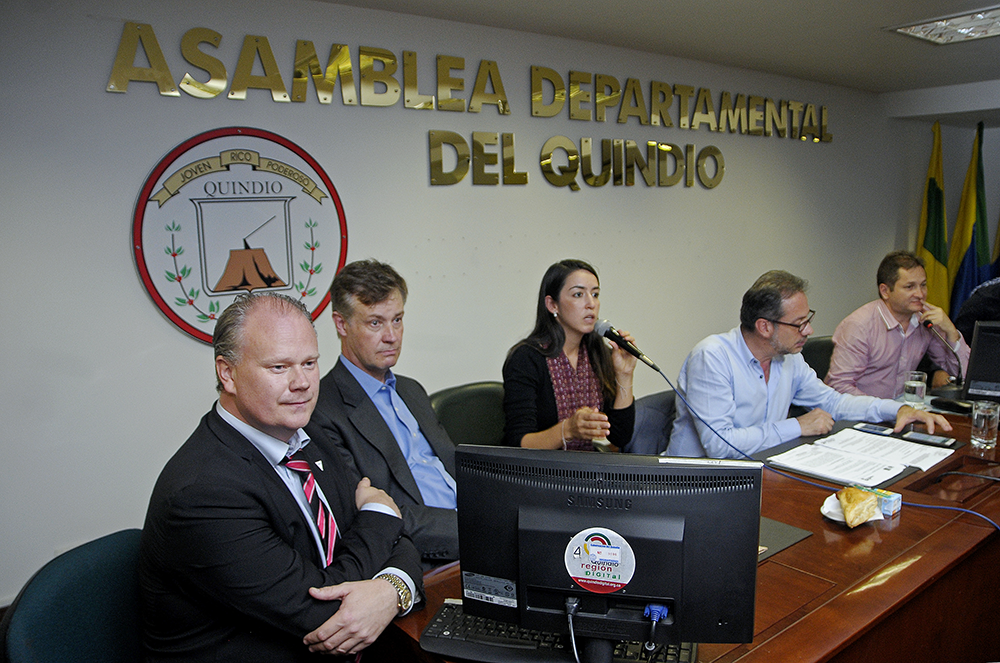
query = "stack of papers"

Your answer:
(768, 428), (953, 487)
